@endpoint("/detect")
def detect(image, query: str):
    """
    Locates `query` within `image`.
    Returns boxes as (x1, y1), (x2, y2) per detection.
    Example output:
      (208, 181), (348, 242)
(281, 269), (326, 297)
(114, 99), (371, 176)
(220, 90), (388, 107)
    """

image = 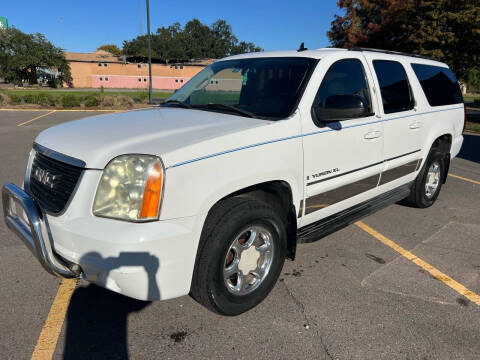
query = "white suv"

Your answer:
(2, 48), (465, 315)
